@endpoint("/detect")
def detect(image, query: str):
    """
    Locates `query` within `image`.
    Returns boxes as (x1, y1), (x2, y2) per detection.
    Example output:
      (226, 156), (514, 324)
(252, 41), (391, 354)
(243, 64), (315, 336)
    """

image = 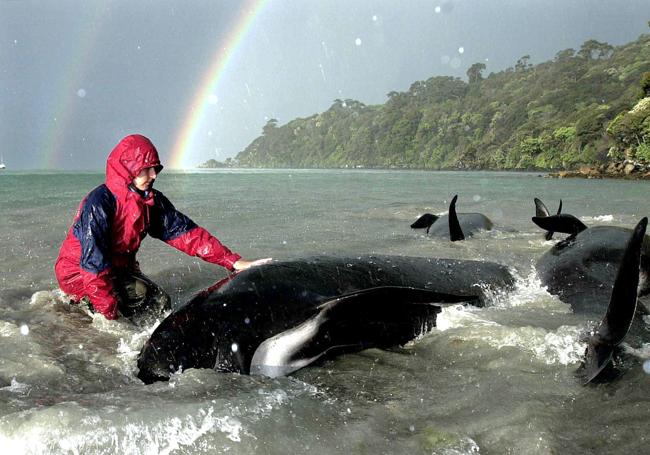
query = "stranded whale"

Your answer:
(411, 195), (493, 241)
(532, 200), (650, 314)
(532, 201), (650, 383)
(137, 255), (514, 383)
